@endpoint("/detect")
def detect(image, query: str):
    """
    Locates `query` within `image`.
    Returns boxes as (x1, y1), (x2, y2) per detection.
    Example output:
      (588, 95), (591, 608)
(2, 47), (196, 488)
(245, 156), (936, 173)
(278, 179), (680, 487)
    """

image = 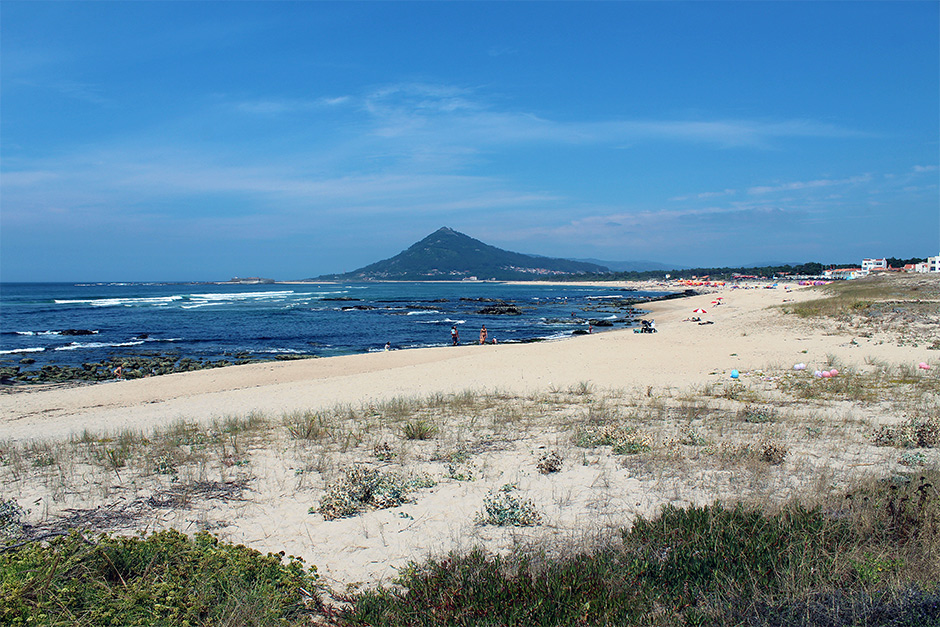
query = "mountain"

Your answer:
(574, 258), (687, 273)
(317, 227), (610, 281)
